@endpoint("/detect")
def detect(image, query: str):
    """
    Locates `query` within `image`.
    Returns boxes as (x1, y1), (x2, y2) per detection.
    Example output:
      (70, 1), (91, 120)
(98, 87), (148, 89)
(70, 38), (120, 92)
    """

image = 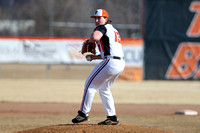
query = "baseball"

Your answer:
(86, 56), (92, 61)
